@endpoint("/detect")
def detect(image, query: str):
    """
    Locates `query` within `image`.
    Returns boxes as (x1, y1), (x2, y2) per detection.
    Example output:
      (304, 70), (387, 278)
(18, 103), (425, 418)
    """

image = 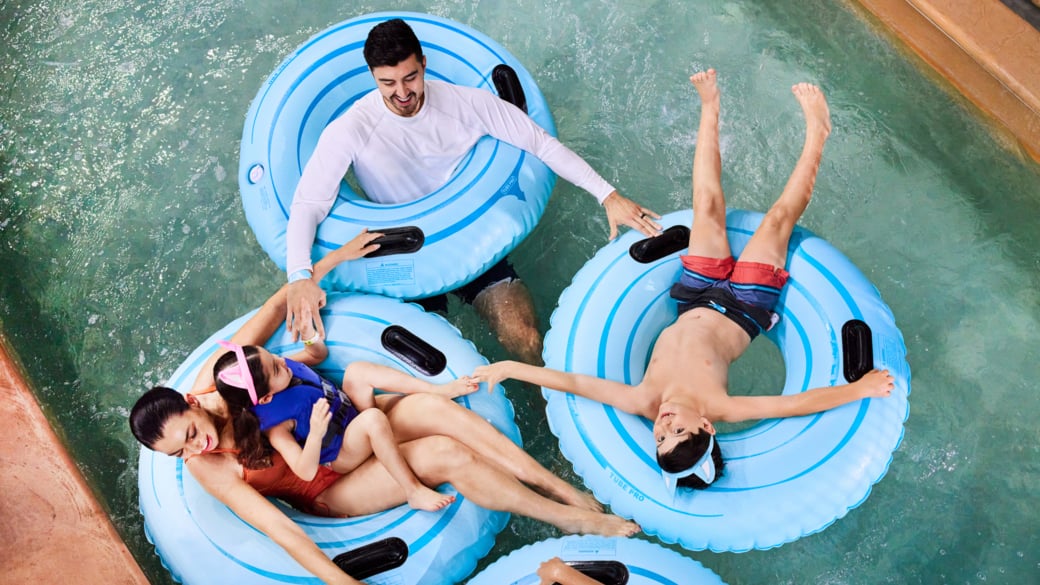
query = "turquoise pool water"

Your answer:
(1, 0), (1038, 583)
